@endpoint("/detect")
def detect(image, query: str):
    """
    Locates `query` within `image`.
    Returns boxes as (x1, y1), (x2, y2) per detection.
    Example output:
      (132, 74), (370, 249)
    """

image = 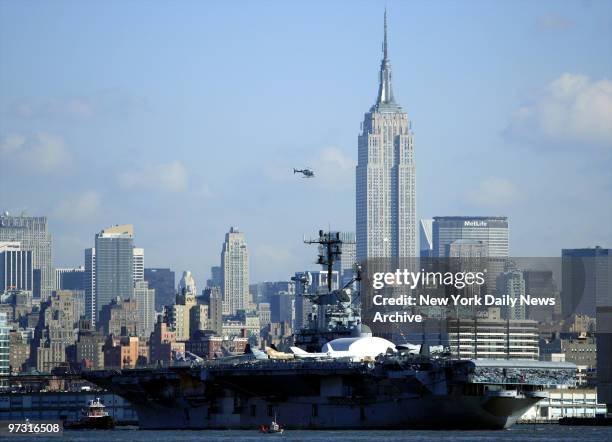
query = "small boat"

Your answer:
(64, 398), (115, 430)
(259, 413), (284, 434)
